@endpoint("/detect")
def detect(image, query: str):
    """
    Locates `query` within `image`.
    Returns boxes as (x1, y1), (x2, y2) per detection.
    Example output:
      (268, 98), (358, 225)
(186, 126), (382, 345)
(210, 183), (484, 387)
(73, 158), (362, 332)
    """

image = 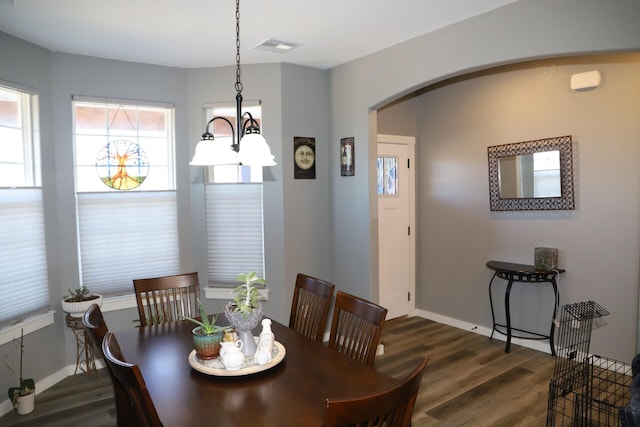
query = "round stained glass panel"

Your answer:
(95, 139), (150, 190)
